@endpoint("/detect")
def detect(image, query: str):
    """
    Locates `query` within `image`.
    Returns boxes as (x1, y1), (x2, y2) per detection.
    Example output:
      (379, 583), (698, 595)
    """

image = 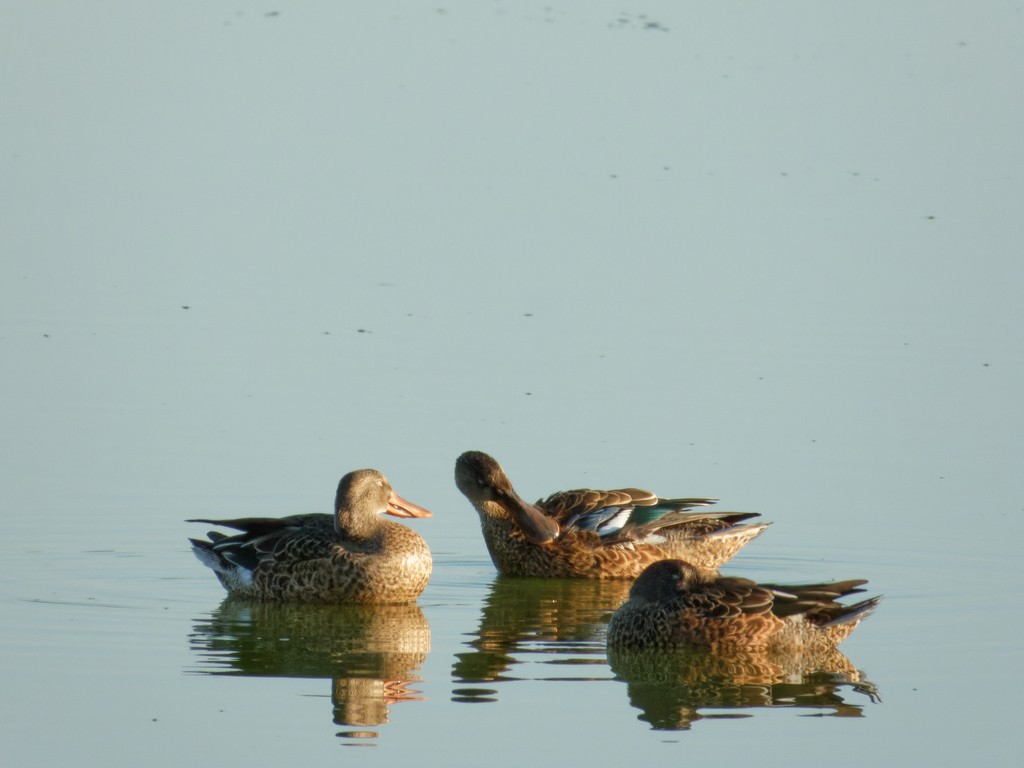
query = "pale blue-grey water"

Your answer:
(2, 2), (1021, 765)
